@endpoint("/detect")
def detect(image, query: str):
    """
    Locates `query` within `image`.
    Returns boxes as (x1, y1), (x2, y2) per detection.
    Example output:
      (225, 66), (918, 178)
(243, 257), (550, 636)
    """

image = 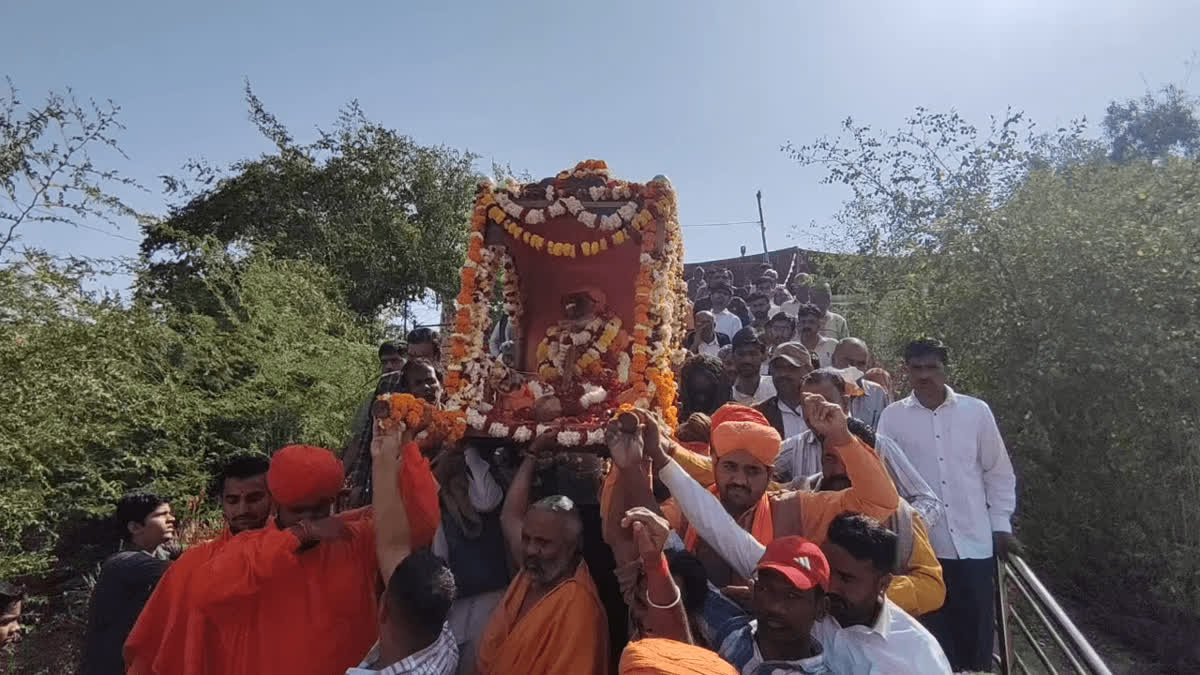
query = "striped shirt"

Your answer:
(347, 622), (458, 675)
